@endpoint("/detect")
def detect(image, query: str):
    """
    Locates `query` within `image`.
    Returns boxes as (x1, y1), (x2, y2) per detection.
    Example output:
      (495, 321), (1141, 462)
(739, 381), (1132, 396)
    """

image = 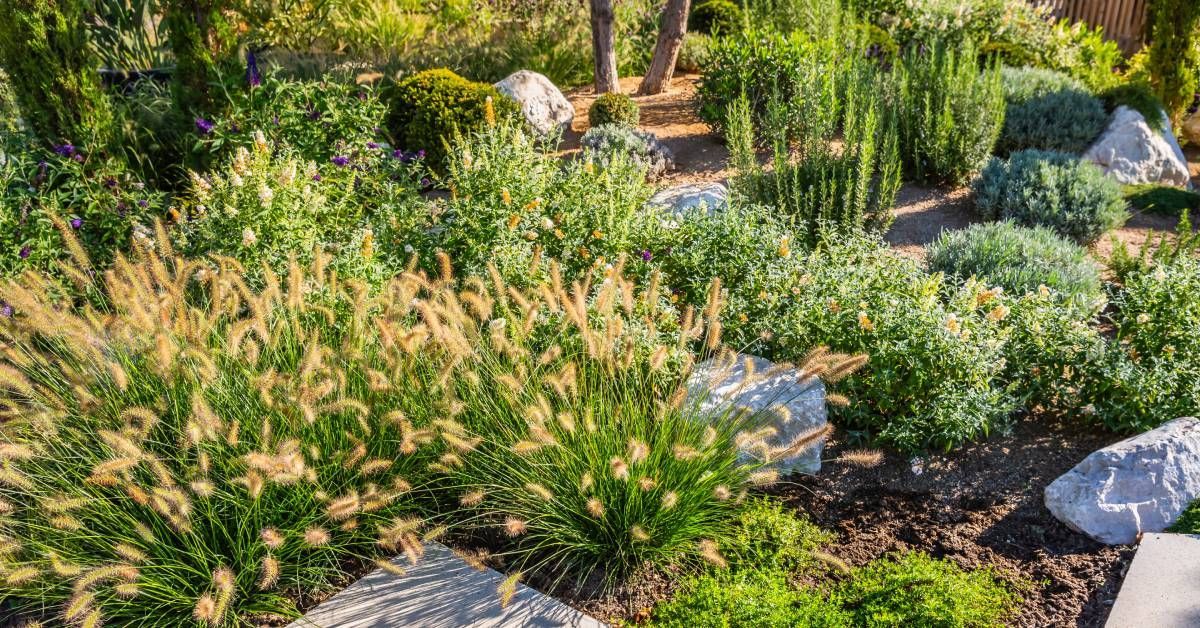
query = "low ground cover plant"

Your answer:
(998, 66), (1108, 155)
(928, 221), (1104, 315)
(1123, 184), (1200, 216)
(973, 149), (1127, 244)
(1168, 500), (1200, 534)
(581, 124), (675, 180)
